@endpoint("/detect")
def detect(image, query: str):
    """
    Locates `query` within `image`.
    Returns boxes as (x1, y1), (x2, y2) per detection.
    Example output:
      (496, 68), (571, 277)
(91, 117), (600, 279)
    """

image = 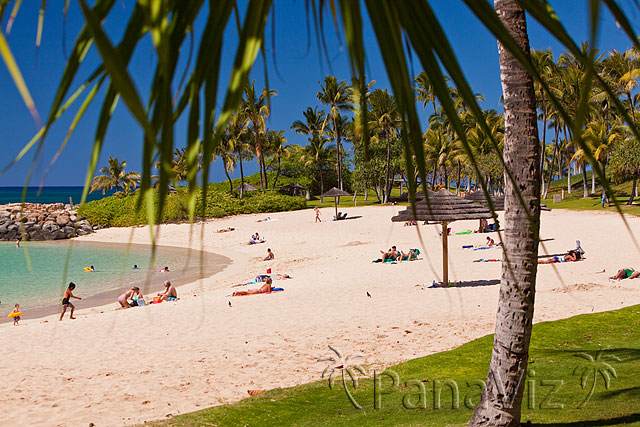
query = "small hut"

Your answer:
(280, 183), (307, 197)
(321, 187), (351, 220)
(391, 189), (493, 286)
(233, 183), (258, 193)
